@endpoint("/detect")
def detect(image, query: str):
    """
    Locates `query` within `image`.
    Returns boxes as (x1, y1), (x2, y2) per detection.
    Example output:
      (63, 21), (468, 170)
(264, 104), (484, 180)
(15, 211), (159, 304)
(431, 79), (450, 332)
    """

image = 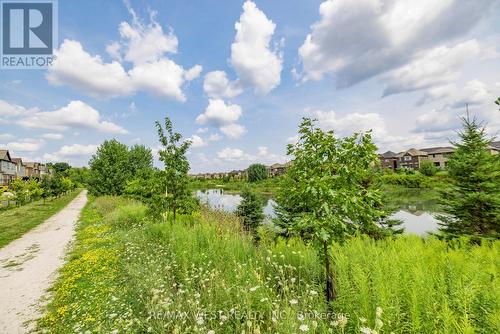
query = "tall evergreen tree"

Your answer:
(236, 188), (265, 242)
(156, 117), (193, 222)
(437, 116), (500, 239)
